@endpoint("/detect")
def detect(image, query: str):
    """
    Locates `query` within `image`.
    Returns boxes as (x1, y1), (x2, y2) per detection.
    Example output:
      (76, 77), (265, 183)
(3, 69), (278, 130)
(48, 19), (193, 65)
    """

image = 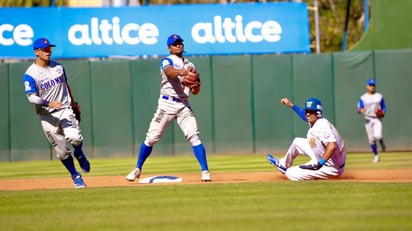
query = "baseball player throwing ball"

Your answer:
(357, 78), (387, 163)
(267, 97), (346, 181)
(23, 38), (90, 188)
(126, 34), (211, 182)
